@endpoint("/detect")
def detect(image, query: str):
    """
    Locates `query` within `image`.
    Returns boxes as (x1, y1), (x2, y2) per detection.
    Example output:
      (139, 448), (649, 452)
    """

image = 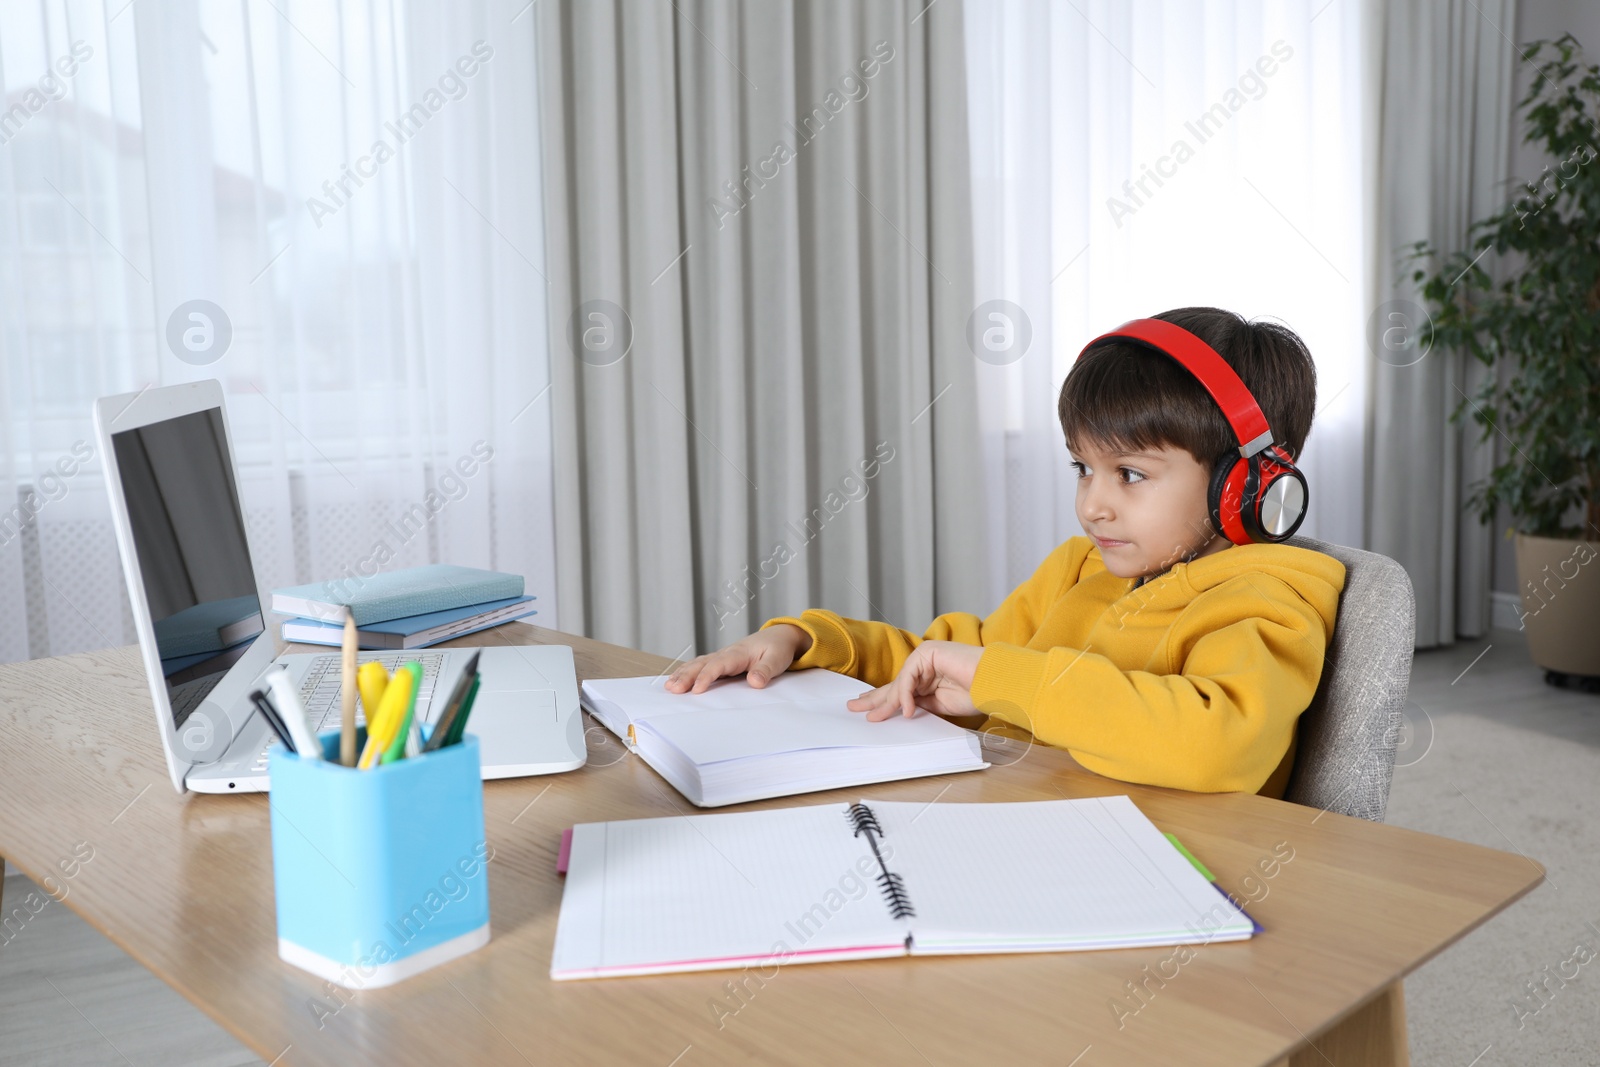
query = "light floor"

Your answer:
(0, 627), (1594, 1066)
(1386, 629), (1599, 1067)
